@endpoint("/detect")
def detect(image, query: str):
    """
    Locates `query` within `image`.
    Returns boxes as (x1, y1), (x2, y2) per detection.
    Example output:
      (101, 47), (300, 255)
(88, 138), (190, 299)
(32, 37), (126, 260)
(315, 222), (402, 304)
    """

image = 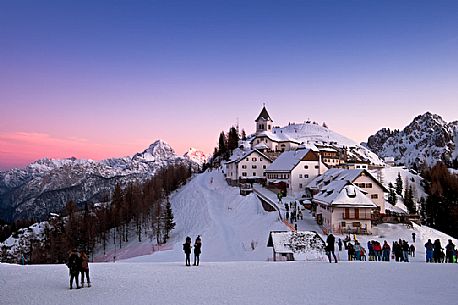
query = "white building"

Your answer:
(265, 148), (328, 197)
(225, 149), (273, 186)
(313, 181), (377, 234)
(307, 168), (387, 214)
